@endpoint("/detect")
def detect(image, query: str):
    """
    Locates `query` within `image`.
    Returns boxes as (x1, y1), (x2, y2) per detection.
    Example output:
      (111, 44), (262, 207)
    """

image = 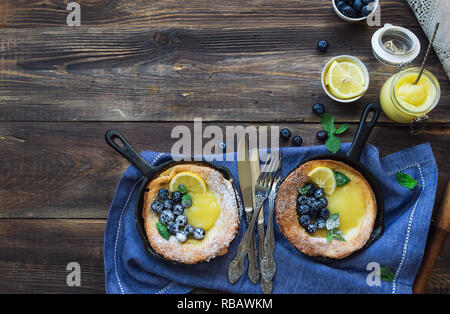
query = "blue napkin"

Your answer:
(104, 143), (437, 294)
